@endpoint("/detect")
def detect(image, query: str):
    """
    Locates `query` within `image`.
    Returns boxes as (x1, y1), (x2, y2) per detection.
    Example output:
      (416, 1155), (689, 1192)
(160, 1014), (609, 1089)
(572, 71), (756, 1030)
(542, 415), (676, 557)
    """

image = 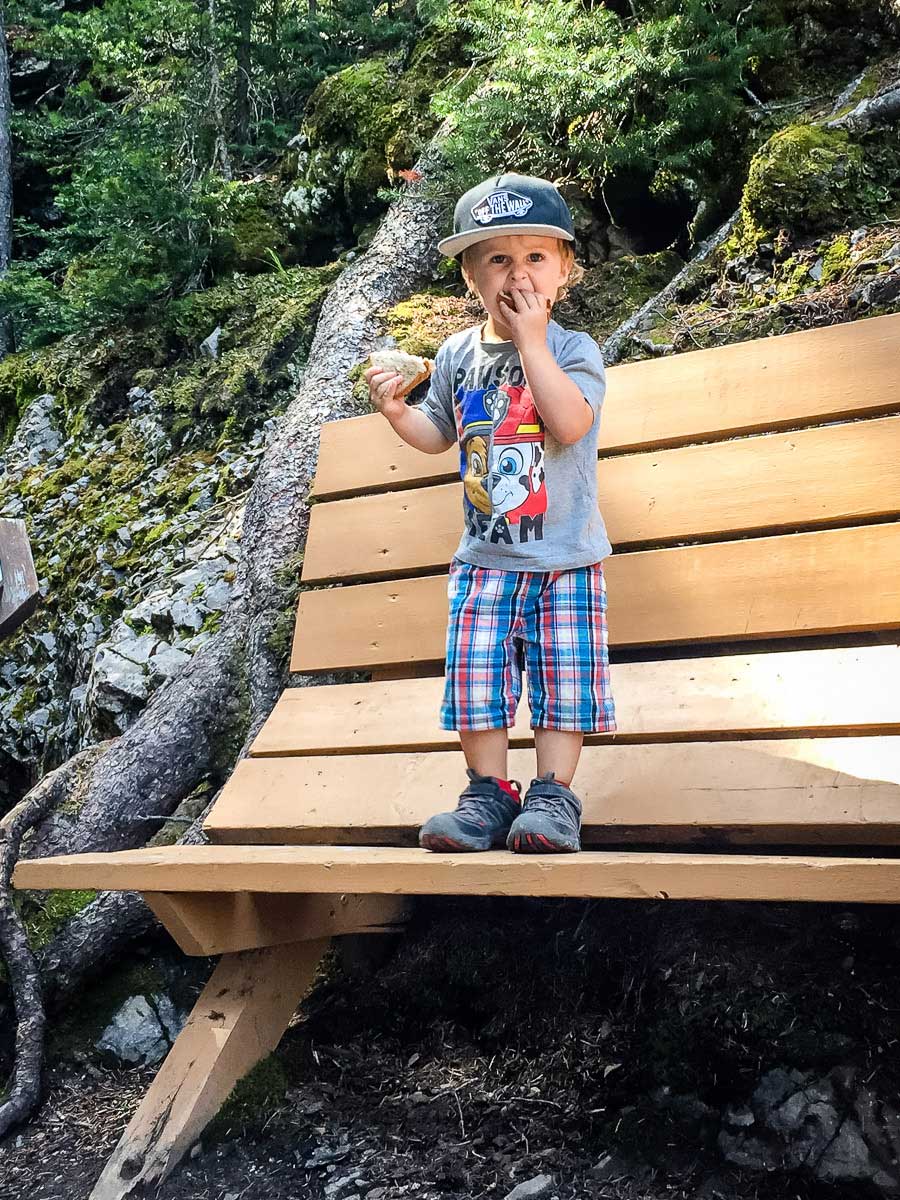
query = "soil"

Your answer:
(2, 897), (900, 1200)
